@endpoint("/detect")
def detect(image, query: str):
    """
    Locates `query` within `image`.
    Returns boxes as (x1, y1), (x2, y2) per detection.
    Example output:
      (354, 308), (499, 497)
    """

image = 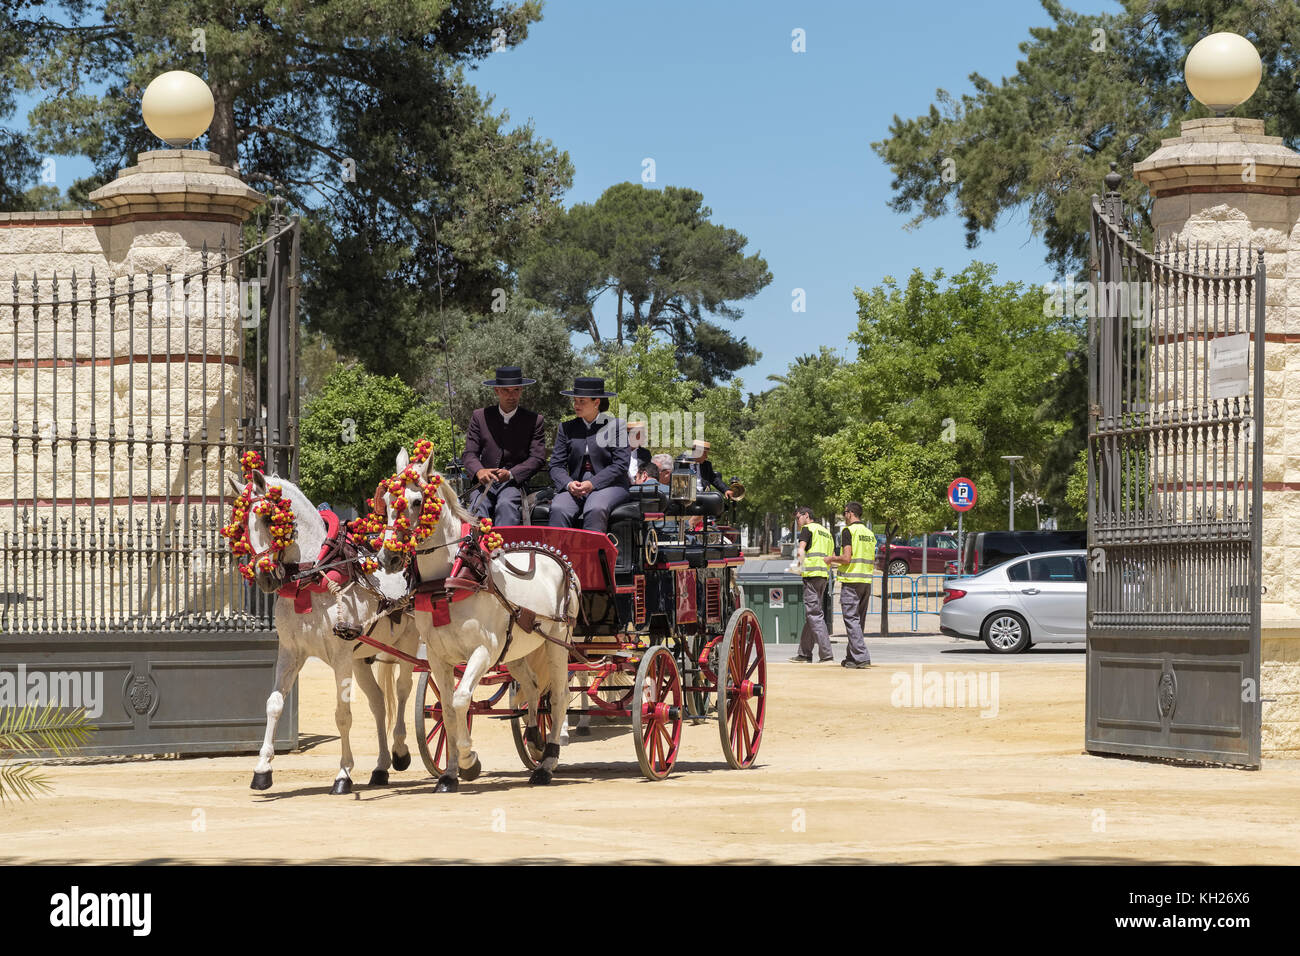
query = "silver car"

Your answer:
(939, 550), (1086, 653)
